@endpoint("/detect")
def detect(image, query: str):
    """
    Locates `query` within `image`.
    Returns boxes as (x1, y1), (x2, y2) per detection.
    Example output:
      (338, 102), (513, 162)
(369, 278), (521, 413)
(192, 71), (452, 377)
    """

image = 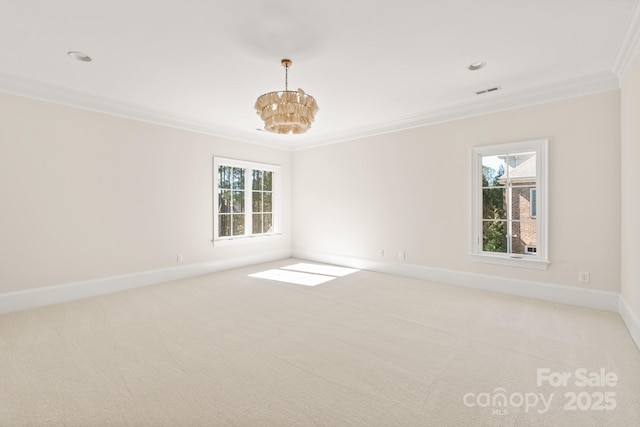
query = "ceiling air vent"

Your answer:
(475, 86), (501, 95)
